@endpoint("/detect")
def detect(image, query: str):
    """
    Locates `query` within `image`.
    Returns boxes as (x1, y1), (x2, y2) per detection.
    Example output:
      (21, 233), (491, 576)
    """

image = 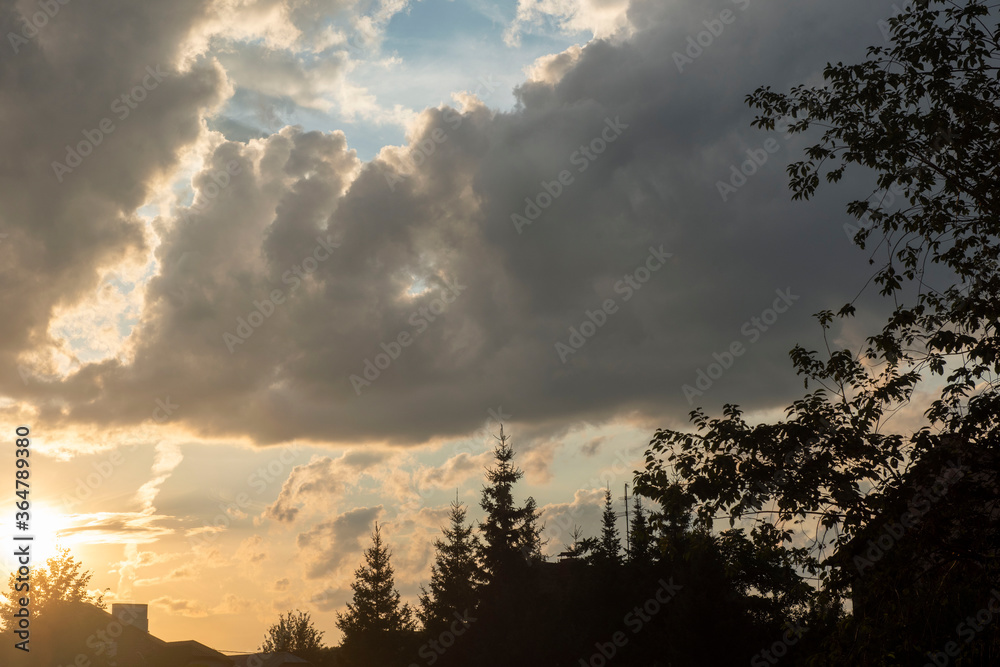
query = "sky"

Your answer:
(0, 0), (939, 654)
